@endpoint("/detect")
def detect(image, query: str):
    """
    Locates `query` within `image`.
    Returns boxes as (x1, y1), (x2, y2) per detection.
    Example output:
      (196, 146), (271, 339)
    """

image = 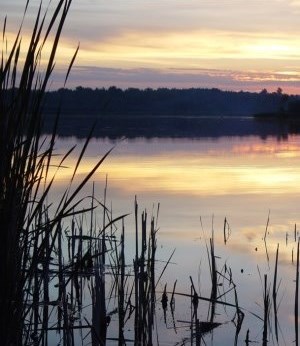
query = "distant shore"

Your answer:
(42, 86), (297, 117)
(39, 86), (300, 138)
